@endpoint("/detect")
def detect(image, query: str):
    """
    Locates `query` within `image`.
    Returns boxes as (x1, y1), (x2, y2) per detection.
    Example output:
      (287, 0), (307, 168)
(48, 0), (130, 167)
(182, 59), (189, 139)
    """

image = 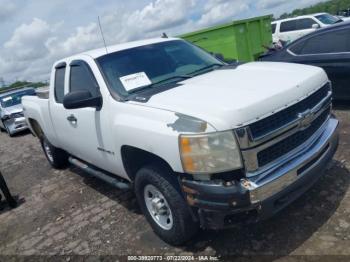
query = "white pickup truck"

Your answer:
(23, 38), (339, 245)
